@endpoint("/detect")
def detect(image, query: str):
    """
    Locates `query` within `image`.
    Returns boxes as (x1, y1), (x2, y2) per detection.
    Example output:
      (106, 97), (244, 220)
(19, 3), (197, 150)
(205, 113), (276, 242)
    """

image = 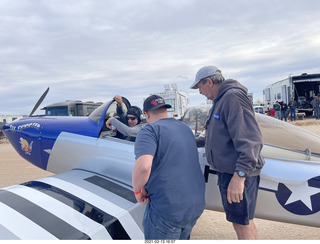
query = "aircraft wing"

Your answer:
(0, 169), (145, 240)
